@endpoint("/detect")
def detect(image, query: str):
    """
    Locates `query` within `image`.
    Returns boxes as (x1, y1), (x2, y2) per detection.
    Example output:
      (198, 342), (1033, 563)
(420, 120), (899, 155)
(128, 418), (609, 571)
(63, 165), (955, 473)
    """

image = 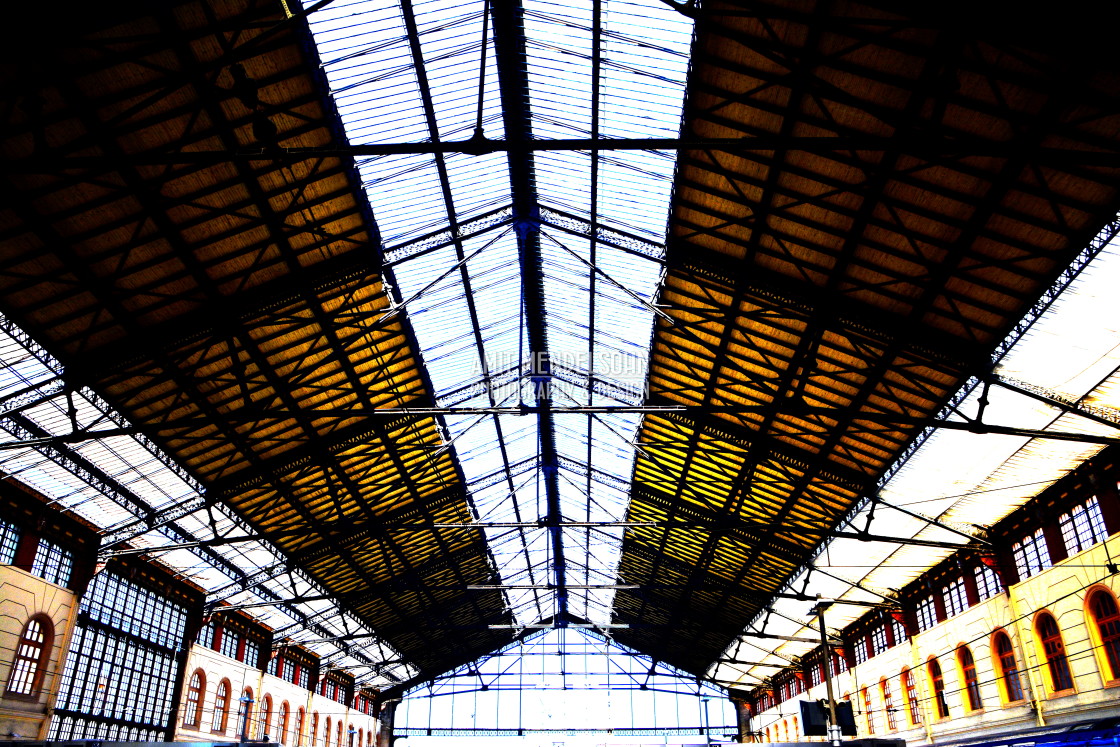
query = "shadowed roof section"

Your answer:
(0, 0), (511, 675)
(3, 0), (1120, 687)
(609, 0), (1120, 674)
